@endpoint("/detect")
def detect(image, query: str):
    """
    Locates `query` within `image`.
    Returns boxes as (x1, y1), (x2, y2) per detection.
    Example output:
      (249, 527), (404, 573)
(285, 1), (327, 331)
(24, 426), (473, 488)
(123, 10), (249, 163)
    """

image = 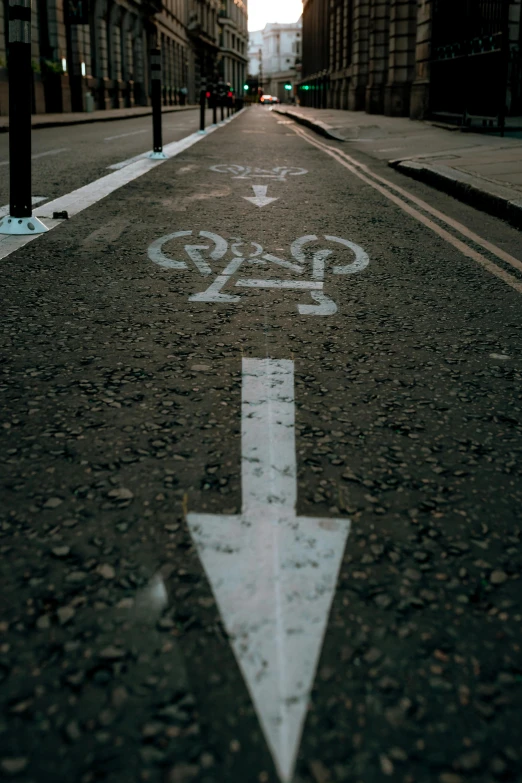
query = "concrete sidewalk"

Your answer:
(0, 103), (198, 132)
(274, 106), (522, 228)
